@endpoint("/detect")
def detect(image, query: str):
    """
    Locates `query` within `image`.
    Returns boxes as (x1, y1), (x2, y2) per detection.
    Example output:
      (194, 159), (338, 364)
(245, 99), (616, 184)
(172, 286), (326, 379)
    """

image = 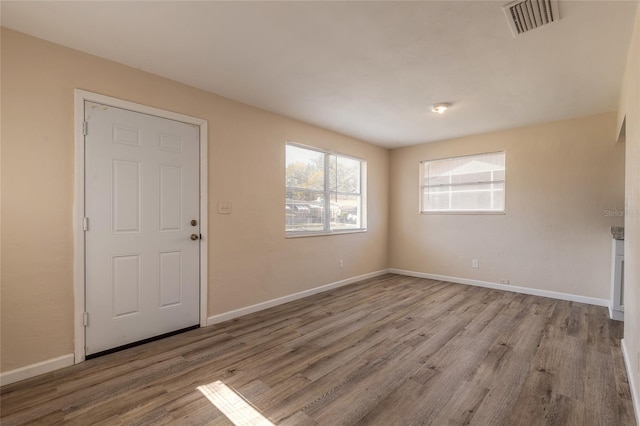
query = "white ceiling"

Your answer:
(1, 1), (637, 148)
